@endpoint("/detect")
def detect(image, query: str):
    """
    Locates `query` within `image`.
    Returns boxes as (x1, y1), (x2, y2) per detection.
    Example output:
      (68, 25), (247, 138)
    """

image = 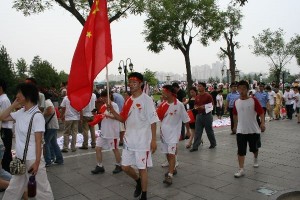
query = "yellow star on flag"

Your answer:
(86, 31), (92, 38)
